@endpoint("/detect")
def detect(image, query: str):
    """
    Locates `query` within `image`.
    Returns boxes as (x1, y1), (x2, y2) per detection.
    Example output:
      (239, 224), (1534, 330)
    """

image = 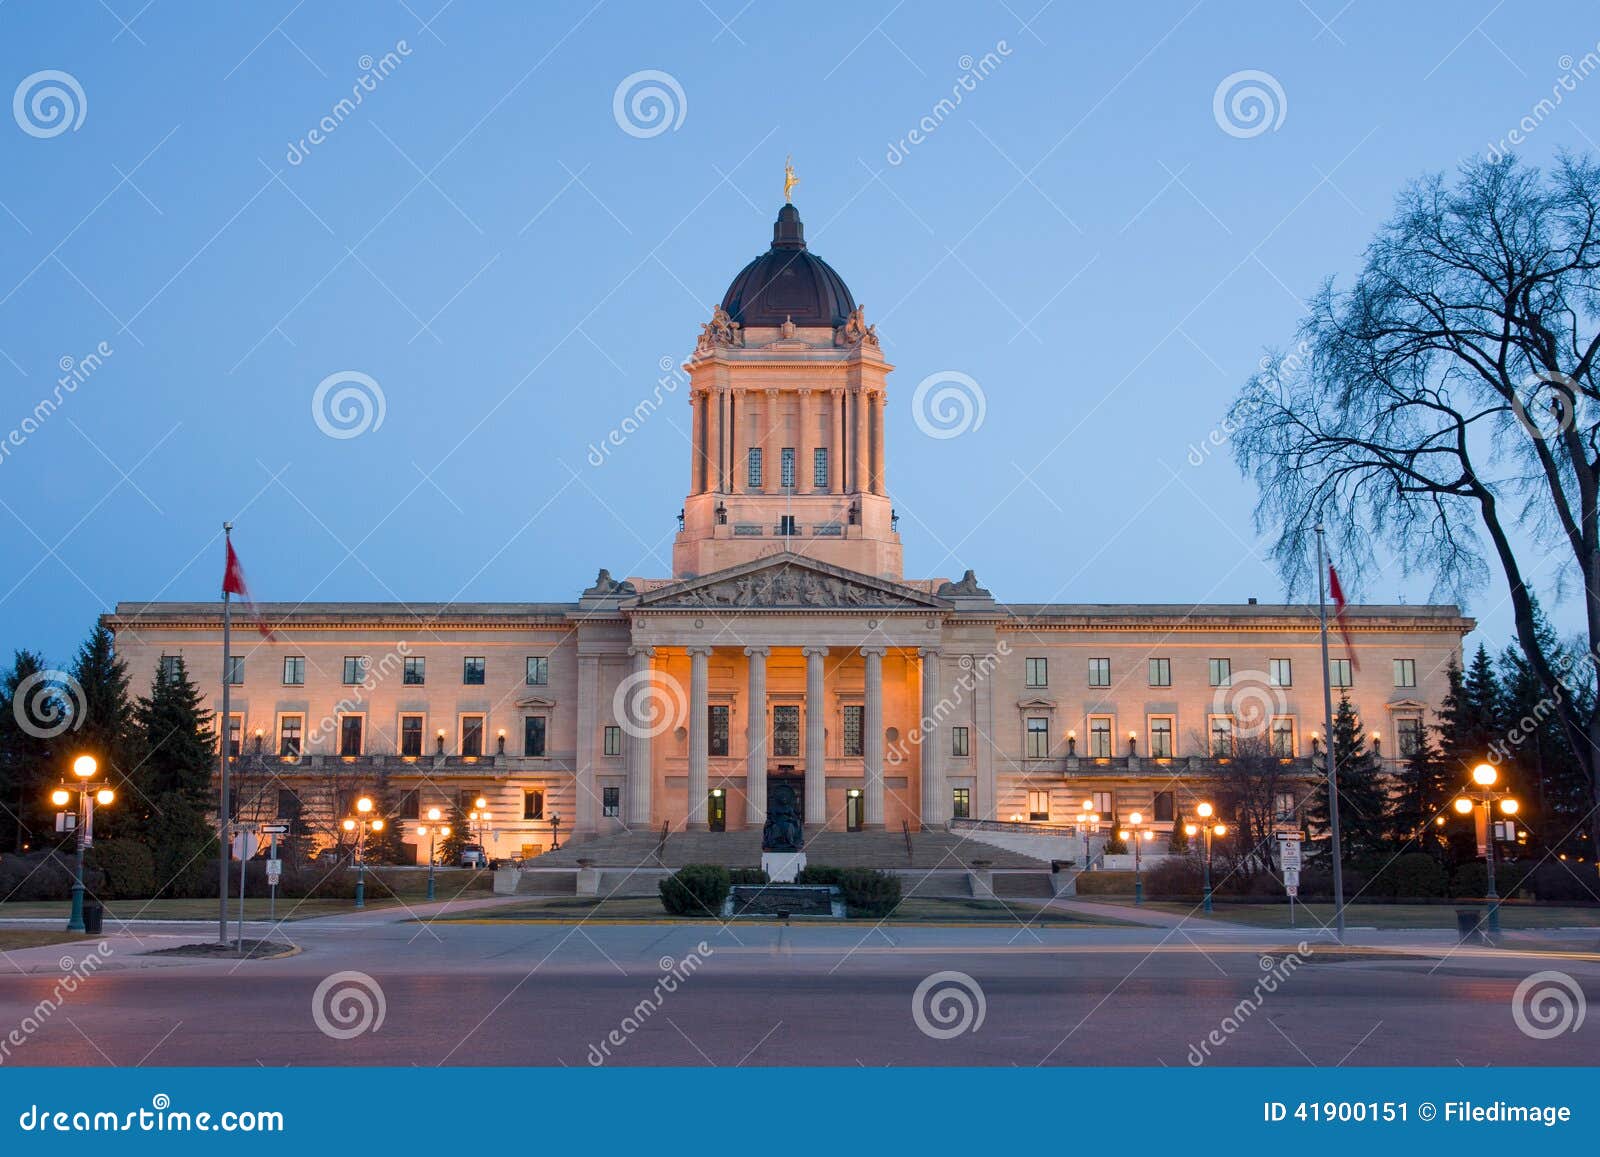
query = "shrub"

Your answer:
(1386, 853), (1447, 899)
(86, 839), (156, 899)
(0, 852), (76, 901)
(836, 867), (900, 916)
(1102, 831), (1128, 855)
(794, 865), (843, 886)
(1450, 862), (1488, 898)
(727, 868), (769, 886)
(659, 864), (731, 916)
(1144, 857), (1205, 899)
(1525, 861), (1600, 903)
